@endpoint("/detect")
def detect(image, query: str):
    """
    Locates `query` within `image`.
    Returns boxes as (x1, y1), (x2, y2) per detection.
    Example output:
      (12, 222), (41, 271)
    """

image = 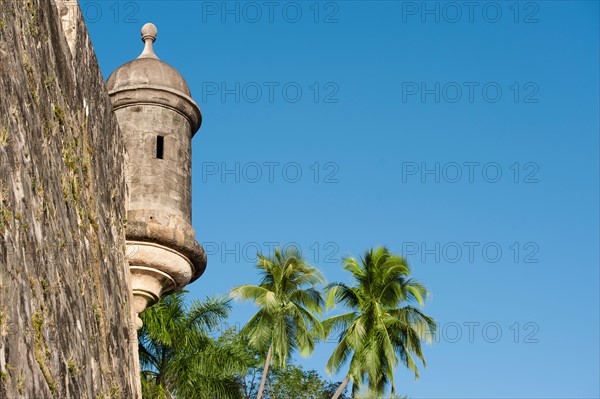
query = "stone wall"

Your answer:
(0, 0), (139, 397)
